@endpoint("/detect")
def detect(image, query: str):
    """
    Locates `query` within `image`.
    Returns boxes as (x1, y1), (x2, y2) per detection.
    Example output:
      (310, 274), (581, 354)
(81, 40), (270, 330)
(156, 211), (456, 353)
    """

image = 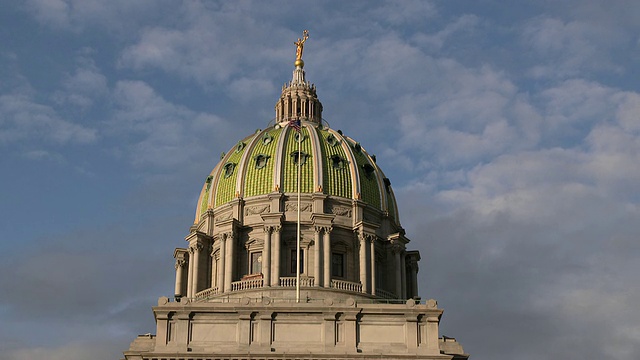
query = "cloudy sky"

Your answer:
(1, 1), (639, 359)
